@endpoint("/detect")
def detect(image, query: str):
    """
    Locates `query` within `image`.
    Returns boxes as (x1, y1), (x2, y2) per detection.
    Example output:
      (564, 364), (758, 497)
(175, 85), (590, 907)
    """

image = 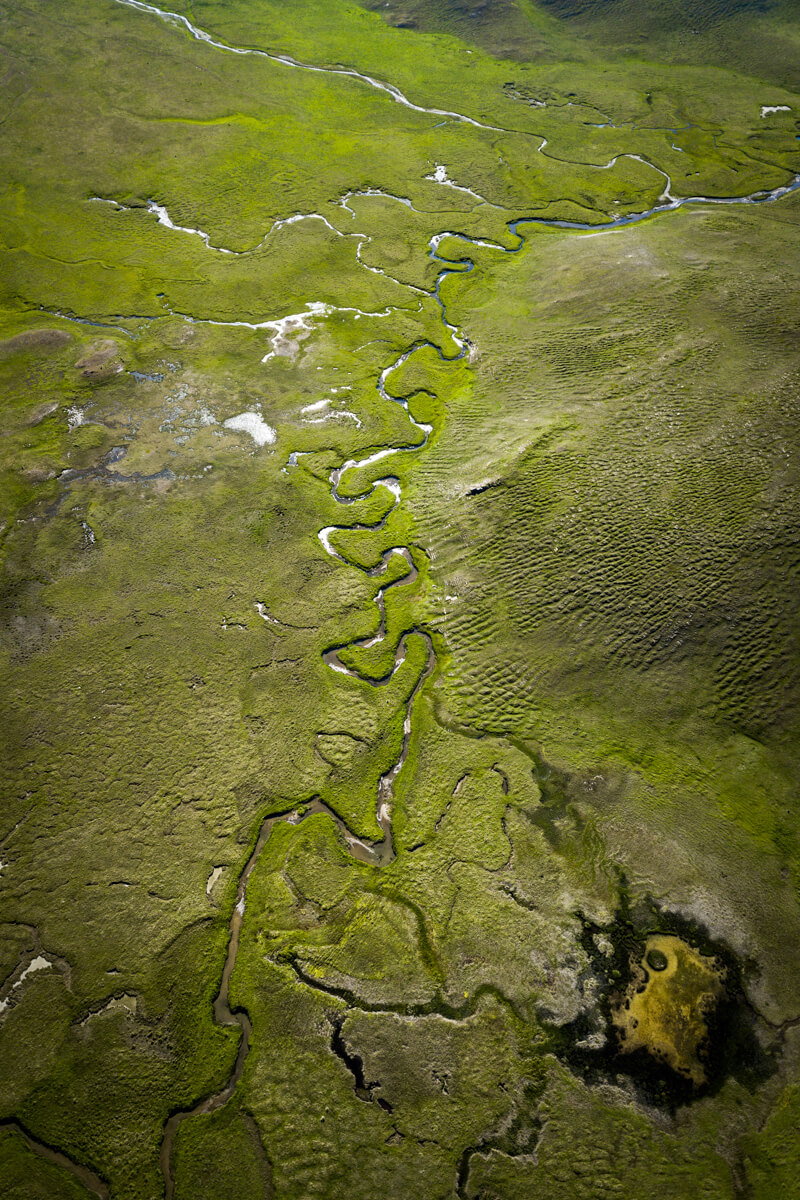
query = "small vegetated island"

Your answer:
(1, 1), (799, 1196)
